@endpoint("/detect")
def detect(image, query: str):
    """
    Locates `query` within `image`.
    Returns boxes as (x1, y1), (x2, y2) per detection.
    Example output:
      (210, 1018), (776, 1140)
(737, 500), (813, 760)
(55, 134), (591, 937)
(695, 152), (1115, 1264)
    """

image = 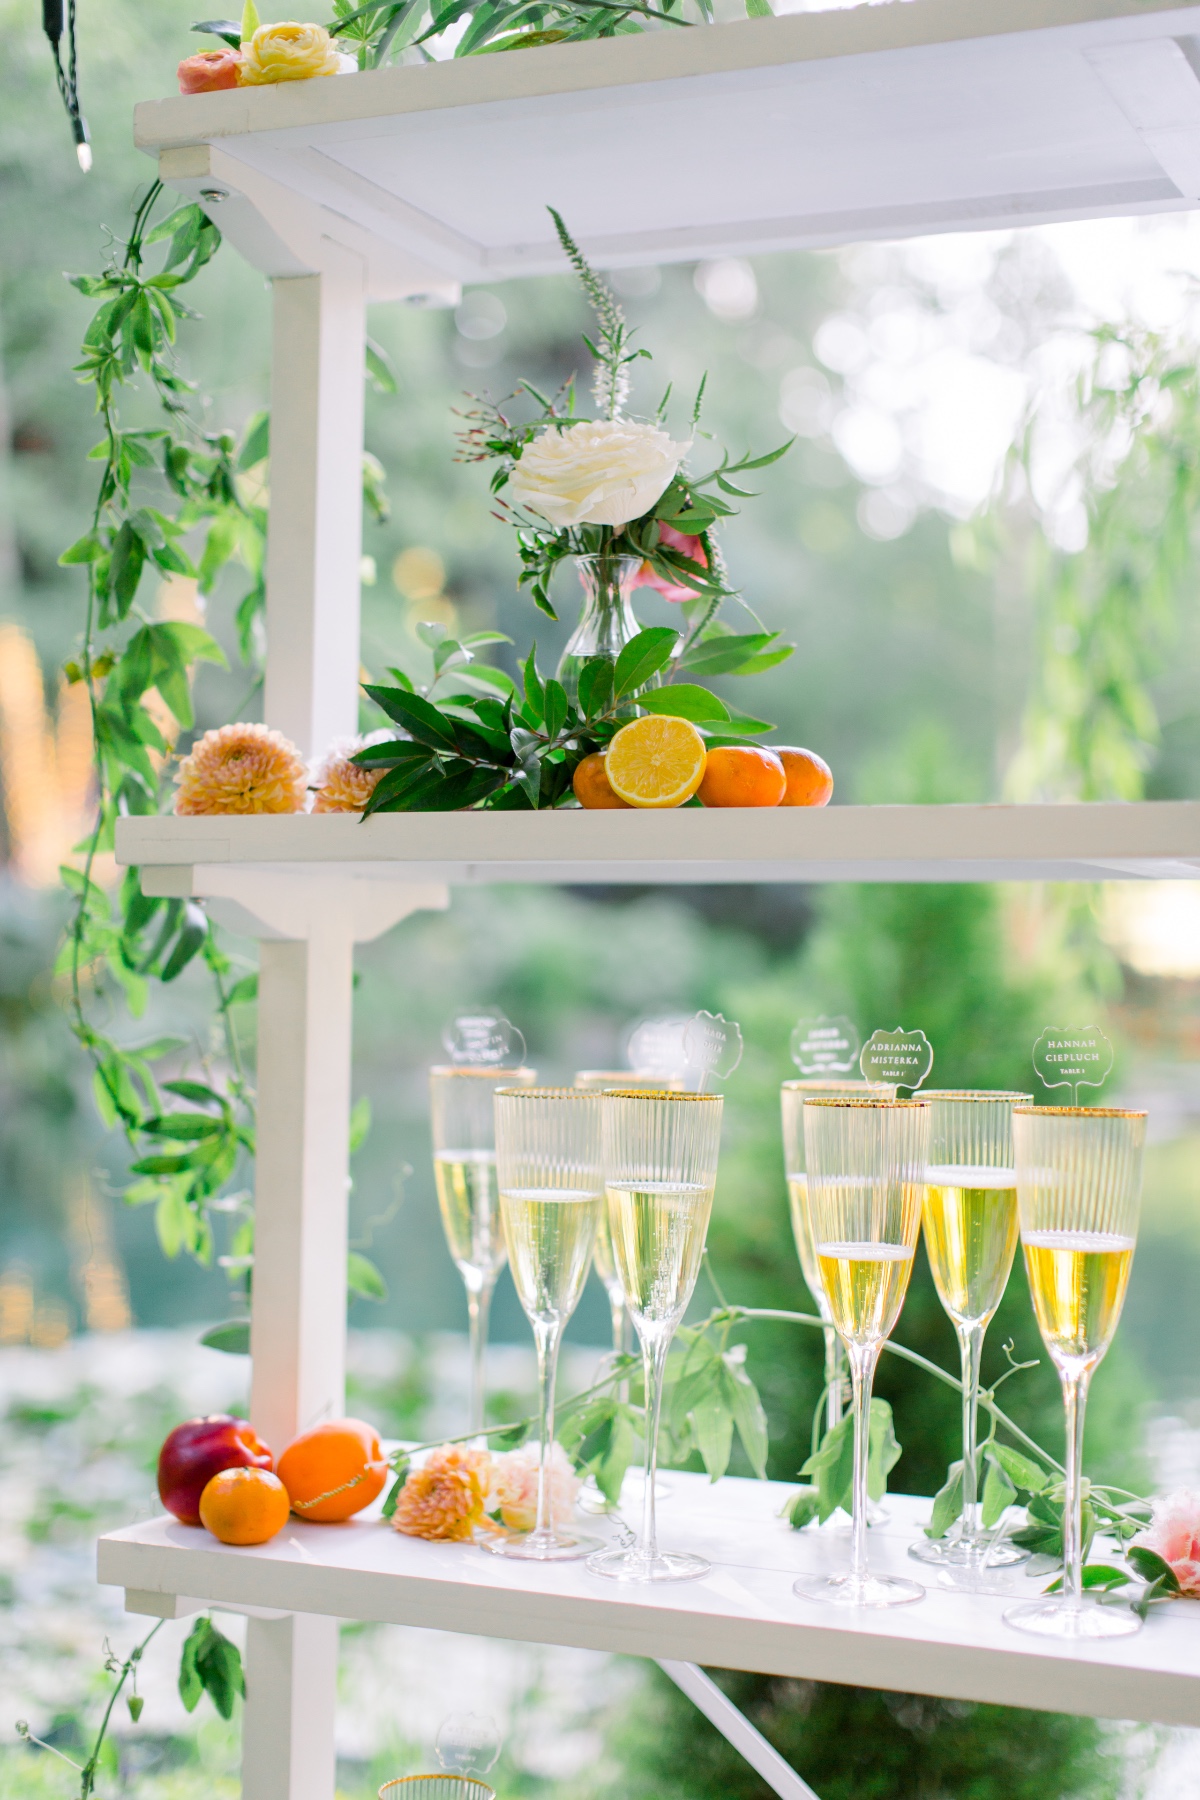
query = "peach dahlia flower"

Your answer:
(310, 734), (387, 814)
(174, 722), (308, 816)
(178, 48), (242, 93)
(392, 1446), (493, 1542)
